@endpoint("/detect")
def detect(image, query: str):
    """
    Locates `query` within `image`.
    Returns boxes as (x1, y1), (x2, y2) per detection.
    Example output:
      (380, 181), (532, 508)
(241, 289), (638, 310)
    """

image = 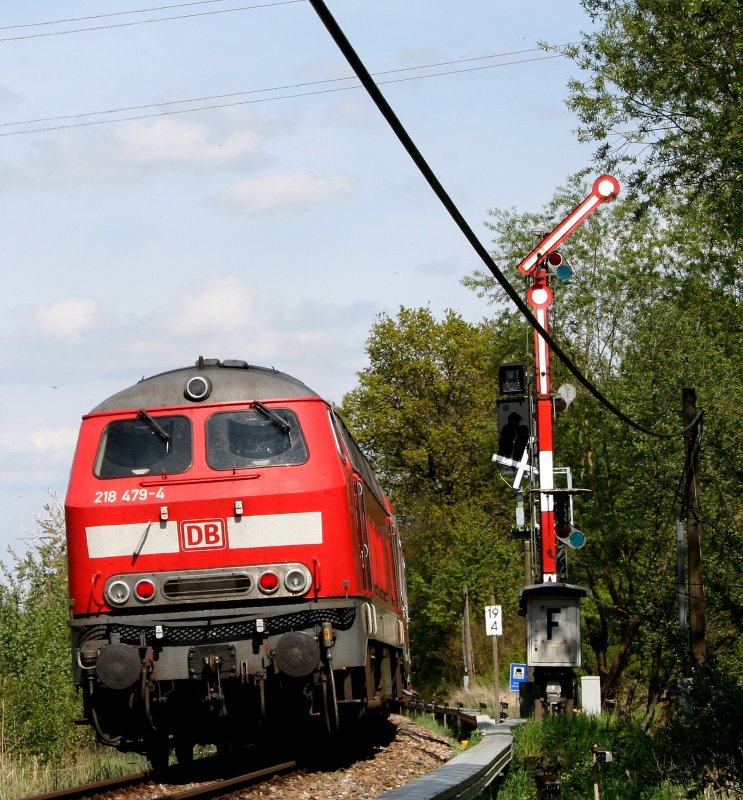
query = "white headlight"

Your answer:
(107, 580), (131, 605)
(284, 568), (308, 594)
